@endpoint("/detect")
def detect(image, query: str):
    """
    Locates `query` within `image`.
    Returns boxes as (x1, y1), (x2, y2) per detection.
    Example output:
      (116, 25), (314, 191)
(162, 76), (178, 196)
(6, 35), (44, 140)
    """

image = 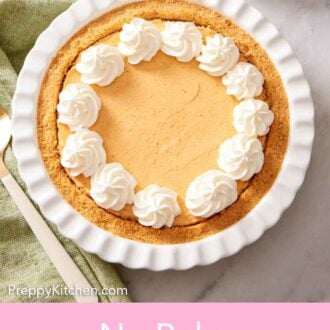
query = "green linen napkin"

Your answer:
(0, 0), (130, 303)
